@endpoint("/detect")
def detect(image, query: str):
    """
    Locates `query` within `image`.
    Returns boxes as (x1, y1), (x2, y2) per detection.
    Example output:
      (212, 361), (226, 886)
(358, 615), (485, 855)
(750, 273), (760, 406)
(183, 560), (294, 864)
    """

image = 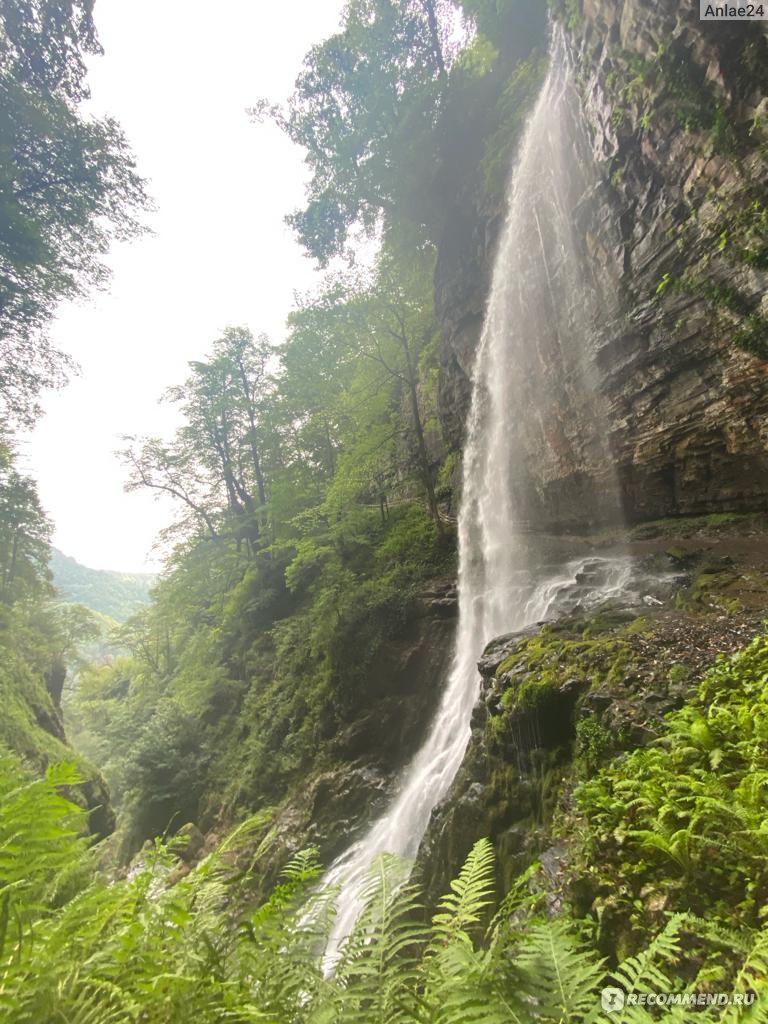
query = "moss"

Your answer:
(574, 716), (613, 777)
(667, 663), (691, 686)
(493, 628), (633, 721)
(435, 449), (461, 501)
(549, 0), (585, 32)
(501, 674), (558, 715)
(624, 616), (652, 637)
(0, 654), (67, 767)
(629, 512), (753, 539)
(665, 545), (687, 562)
(675, 566), (756, 615)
